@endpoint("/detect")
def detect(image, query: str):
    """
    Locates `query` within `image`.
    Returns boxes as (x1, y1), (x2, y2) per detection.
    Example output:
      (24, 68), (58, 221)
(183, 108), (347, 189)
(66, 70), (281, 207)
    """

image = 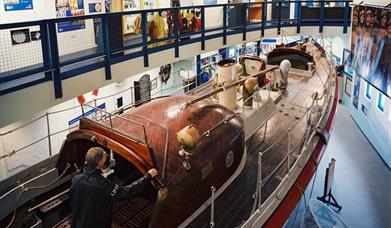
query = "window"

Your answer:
(365, 82), (371, 100)
(377, 92), (385, 112)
